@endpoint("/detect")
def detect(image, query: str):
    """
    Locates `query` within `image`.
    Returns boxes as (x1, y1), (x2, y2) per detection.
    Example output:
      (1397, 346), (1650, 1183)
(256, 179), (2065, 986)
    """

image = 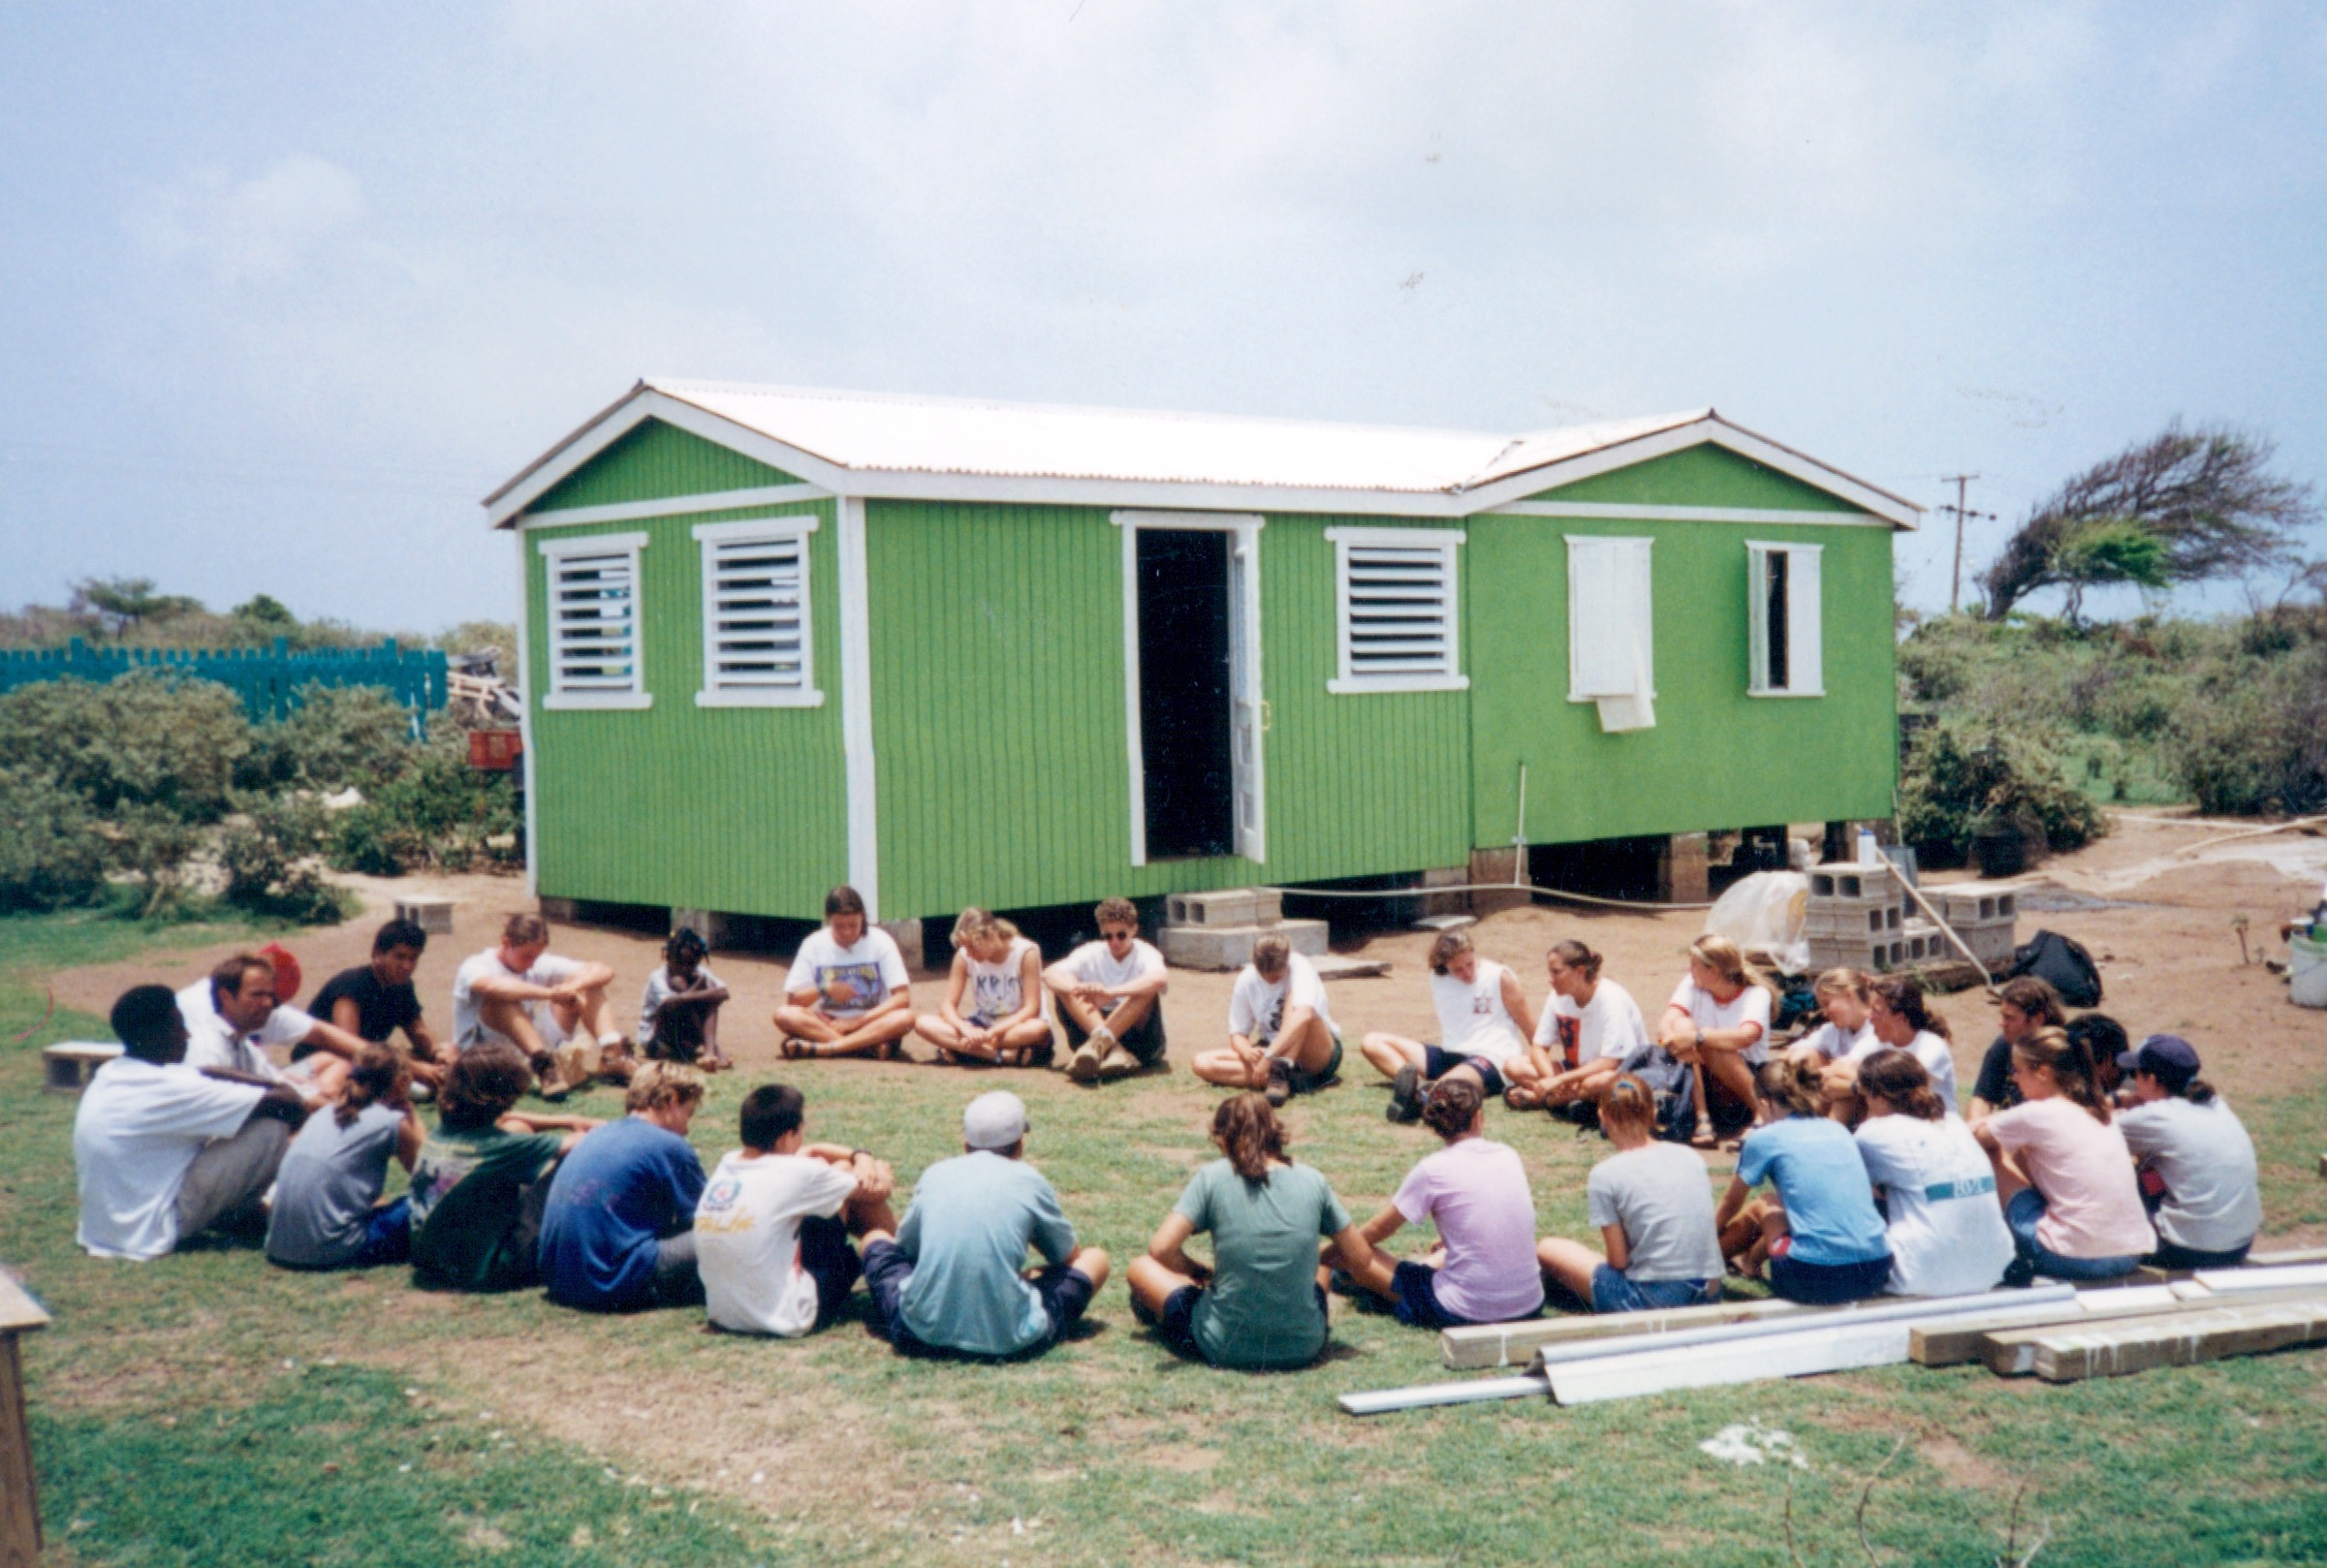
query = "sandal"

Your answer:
(779, 1037), (816, 1061)
(1690, 1117), (1719, 1149)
